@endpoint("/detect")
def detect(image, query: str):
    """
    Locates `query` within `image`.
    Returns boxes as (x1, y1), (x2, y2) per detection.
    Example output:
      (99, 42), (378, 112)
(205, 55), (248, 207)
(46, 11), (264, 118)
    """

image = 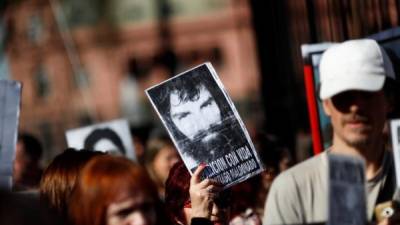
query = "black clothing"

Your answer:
(190, 218), (213, 225)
